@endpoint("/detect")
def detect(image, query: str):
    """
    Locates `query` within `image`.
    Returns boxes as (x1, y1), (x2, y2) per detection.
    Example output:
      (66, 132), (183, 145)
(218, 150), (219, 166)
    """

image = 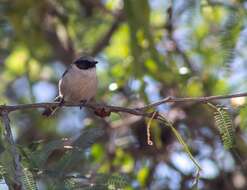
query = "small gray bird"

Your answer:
(42, 56), (98, 116)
